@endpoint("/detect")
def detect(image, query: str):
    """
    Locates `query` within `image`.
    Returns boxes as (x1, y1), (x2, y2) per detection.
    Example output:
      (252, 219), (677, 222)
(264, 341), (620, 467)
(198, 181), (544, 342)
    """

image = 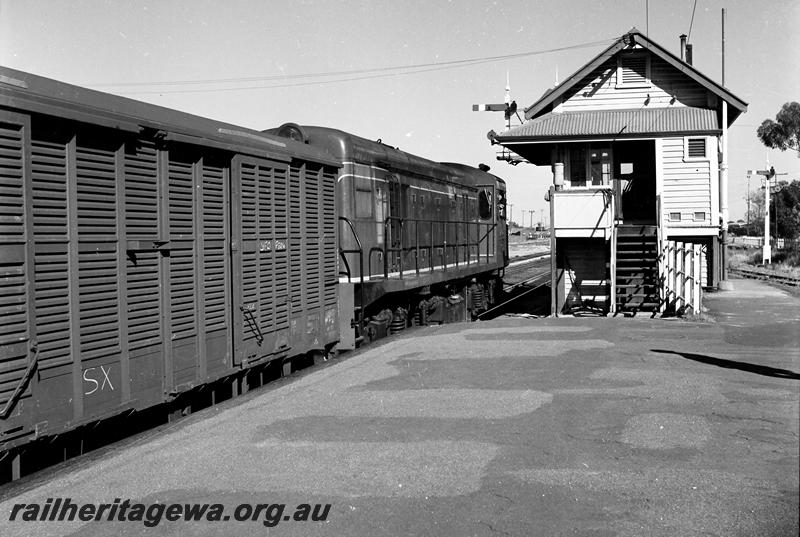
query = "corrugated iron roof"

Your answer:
(496, 107), (719, 141)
